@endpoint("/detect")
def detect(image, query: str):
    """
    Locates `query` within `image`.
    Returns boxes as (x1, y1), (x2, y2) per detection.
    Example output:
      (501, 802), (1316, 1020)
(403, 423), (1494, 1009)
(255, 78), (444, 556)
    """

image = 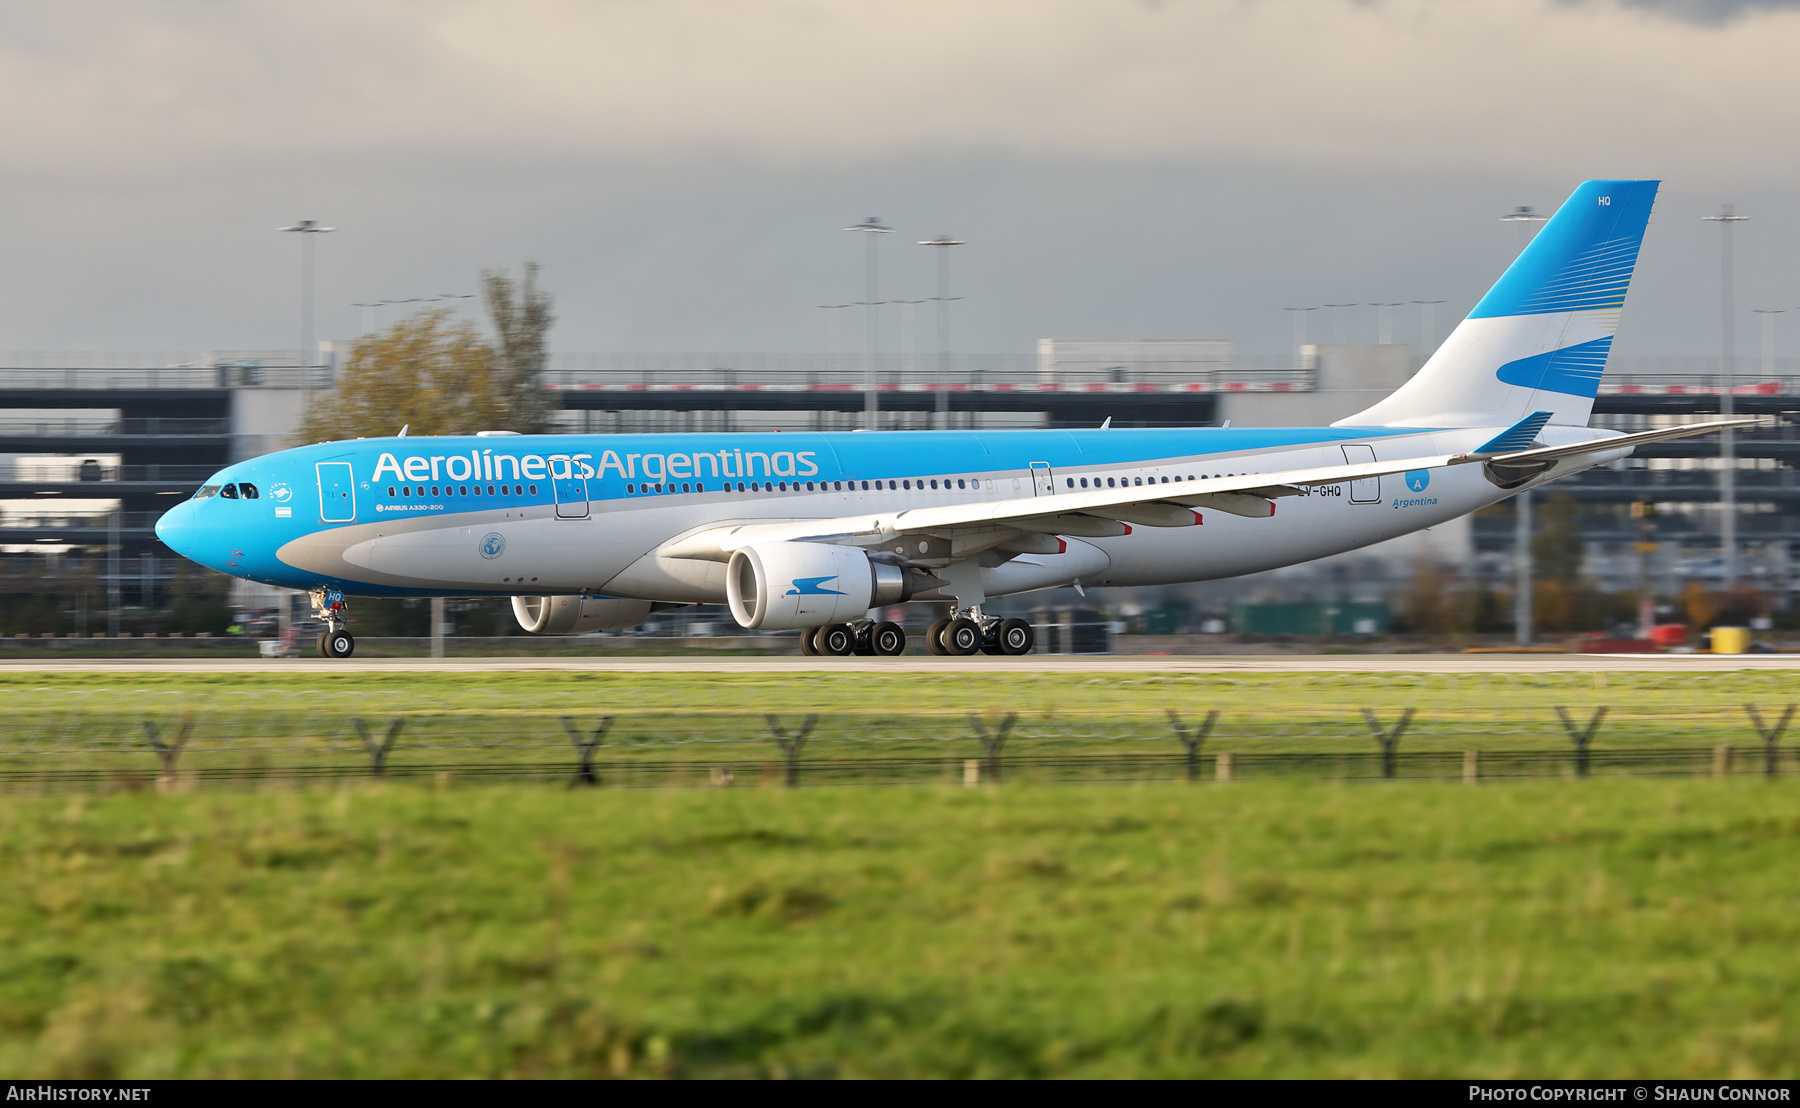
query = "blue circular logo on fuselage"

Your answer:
(480, 532), (506, 559)
(1405, 470), (1430, 493)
